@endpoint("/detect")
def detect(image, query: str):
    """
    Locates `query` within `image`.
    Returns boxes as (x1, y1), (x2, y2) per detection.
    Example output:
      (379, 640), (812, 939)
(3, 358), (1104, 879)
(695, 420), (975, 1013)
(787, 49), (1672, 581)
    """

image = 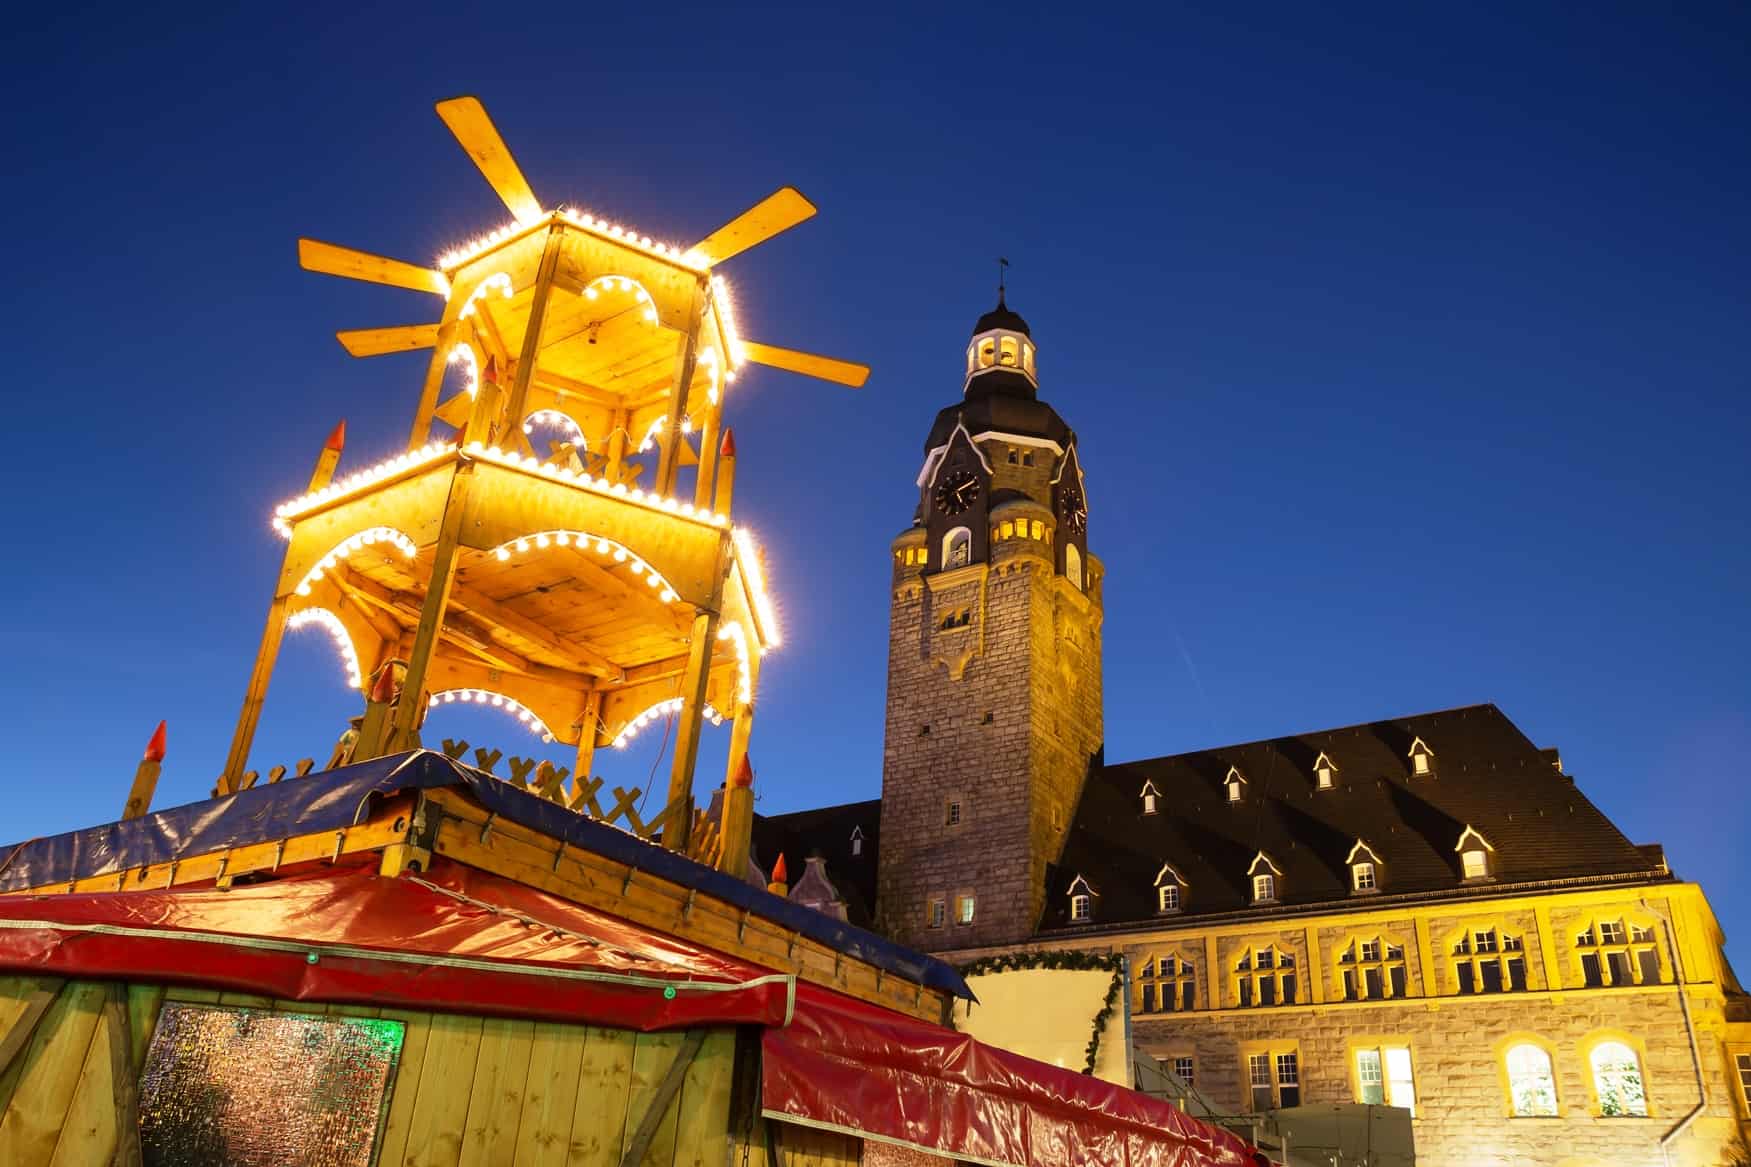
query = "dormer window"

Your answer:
(1140, 781), (1160, 815)
(1225, 766), (1247, 803)
(1154, 863), (1186, 914)
(1247, 852), (1282, 903)
(1456, 826), (1495, 880)
(1067, 875), (1096, 922)
(850, 826), (864, 857)
(1346, 840), (1382, 894)
(1313, 752), (1338, 790)
(1408, 737), (1435, 777)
